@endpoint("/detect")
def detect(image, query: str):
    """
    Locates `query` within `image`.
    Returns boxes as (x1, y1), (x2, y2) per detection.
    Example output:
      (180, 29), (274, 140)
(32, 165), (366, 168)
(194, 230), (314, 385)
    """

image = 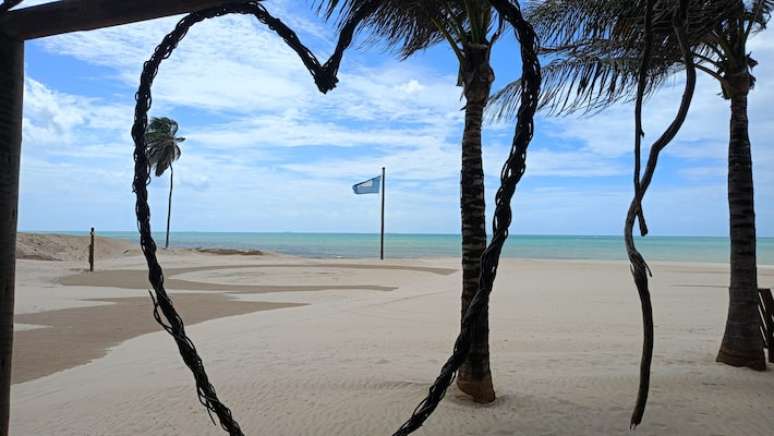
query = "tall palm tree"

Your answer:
(320, 0), (508, 403)
(490, 0), (771, 370)
(145, 116), (184, 249)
